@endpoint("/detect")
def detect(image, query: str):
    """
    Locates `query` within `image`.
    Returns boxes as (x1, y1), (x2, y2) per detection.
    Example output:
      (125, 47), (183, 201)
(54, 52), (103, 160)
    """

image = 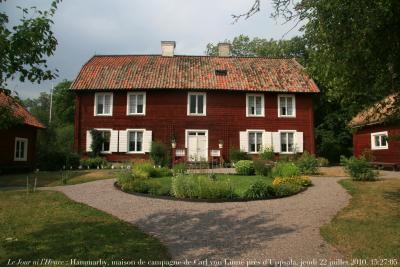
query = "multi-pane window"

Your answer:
(128, 131), (143, 152)
(249, 132), (263, 153)
(247, 94), (264, 116)
(100, 131), (111, 152)
(14, 138), (28, 161)
(127, 93), (145, 115)
(371, 132), (388, 150)
(95, 93), (113, 115)
(278, 95), (295, 117)
(280, 132), (295, 153)
(188, 93), (206, 115)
